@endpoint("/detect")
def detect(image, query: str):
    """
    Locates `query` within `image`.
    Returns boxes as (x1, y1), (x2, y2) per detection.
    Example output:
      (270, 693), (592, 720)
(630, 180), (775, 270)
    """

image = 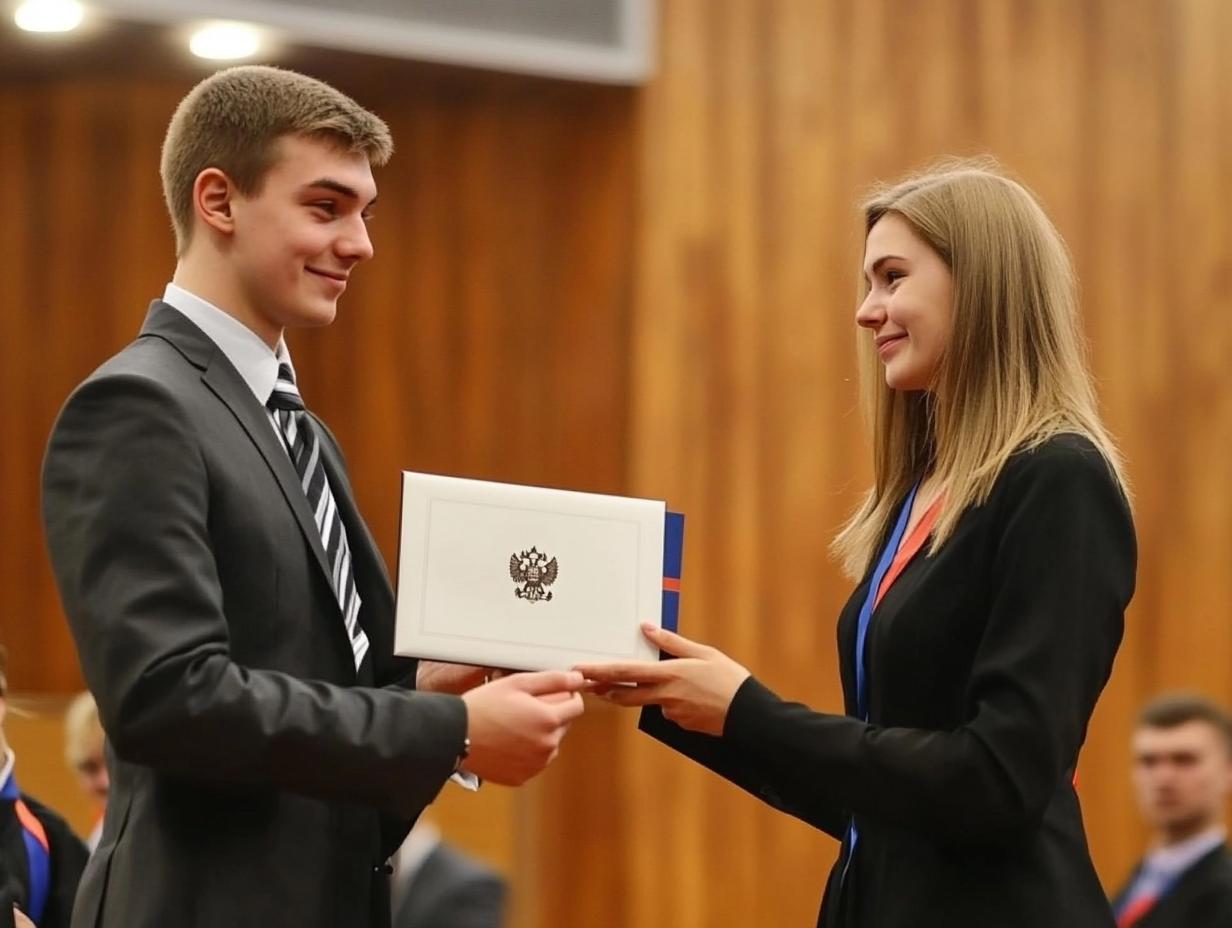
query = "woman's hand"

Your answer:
(575, 624), (751, 736)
